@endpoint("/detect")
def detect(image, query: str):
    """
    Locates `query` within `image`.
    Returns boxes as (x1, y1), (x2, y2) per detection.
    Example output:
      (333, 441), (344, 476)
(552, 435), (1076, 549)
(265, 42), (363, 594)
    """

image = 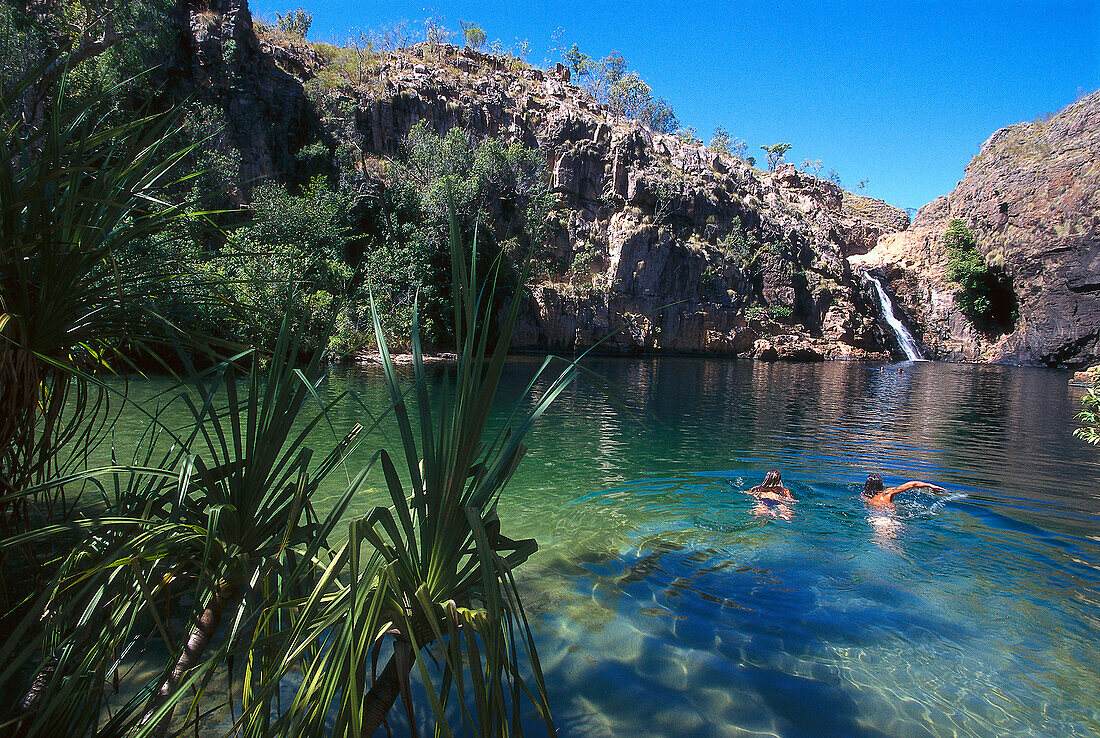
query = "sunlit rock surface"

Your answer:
(854, 92), (1100, 366)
